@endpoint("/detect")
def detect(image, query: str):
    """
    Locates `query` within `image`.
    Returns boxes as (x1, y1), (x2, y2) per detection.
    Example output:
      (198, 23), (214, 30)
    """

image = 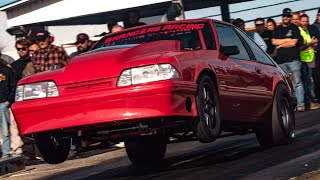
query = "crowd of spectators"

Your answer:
(1, 6), (320, 165)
